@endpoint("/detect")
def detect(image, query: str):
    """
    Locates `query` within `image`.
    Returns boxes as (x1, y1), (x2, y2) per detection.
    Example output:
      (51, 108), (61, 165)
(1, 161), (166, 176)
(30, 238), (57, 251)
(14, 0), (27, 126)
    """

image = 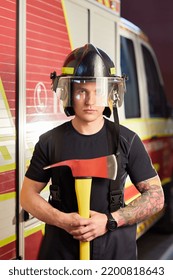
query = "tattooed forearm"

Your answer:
(115, 176), (164, 227)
